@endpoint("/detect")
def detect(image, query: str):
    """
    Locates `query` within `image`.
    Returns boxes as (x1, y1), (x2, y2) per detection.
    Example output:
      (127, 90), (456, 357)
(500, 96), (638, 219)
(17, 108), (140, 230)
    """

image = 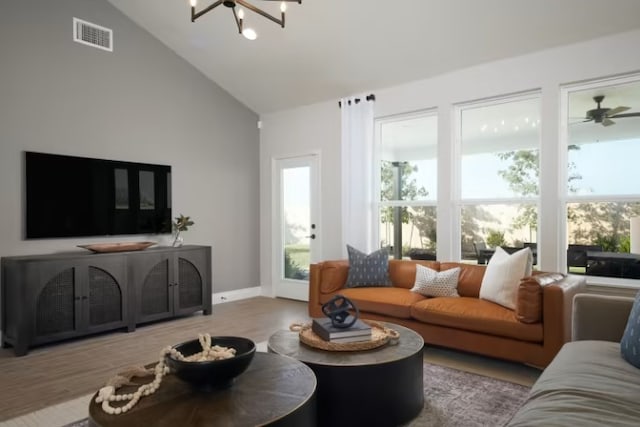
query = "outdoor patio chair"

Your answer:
(524, 242), (538, 265)
(473, 241), (493, 265)
(567, 244), (603, 270)
(408, 248), (437, 261)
